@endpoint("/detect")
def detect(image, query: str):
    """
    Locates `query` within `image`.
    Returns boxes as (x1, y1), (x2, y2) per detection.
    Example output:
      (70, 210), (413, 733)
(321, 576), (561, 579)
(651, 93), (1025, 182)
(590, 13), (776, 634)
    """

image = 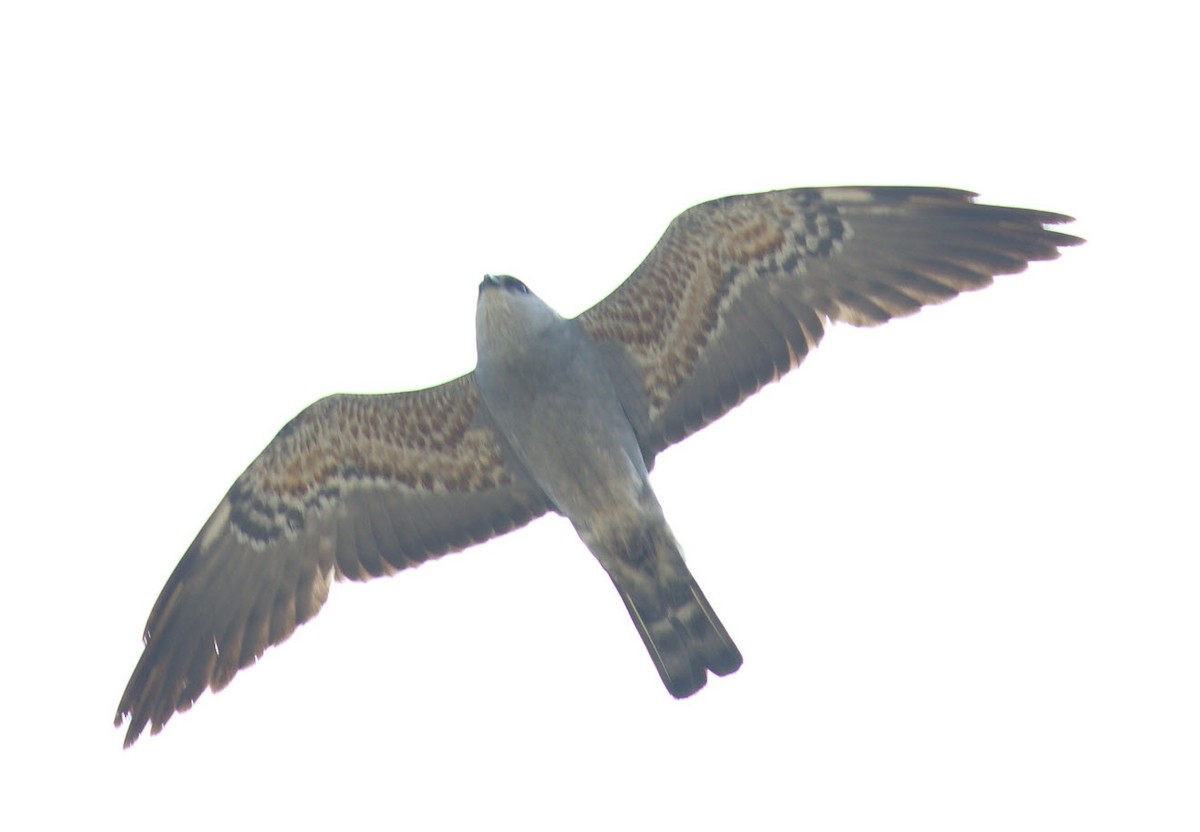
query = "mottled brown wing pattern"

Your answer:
(115, 373), (547, 747)
(578, 187), (1082, 453)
